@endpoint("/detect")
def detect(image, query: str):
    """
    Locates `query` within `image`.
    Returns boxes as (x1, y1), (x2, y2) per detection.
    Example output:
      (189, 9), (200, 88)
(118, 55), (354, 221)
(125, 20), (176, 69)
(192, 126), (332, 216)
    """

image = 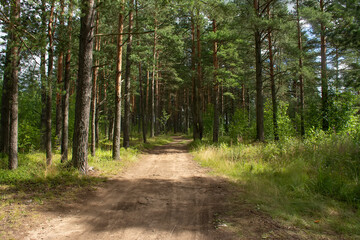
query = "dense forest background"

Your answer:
(0, 0), (359, 172)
